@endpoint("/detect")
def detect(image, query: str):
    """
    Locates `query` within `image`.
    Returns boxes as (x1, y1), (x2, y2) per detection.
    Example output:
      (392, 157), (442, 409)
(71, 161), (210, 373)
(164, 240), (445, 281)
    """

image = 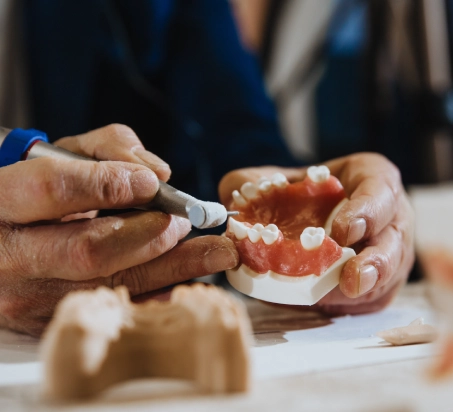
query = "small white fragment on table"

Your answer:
(376, 317), (438, 346)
